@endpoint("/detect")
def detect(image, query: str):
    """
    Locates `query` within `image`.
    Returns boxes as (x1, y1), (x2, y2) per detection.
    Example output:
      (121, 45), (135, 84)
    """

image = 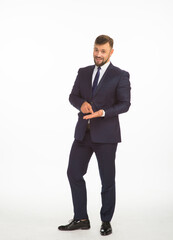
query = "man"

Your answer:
(58, 35), (131, 236)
